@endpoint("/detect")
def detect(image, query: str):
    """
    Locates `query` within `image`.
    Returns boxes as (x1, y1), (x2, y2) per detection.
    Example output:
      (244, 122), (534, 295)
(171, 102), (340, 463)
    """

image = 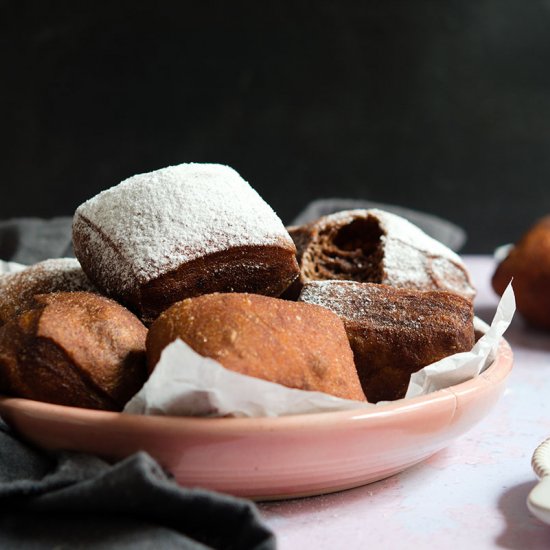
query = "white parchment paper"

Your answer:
(124, 284), (516, 418)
